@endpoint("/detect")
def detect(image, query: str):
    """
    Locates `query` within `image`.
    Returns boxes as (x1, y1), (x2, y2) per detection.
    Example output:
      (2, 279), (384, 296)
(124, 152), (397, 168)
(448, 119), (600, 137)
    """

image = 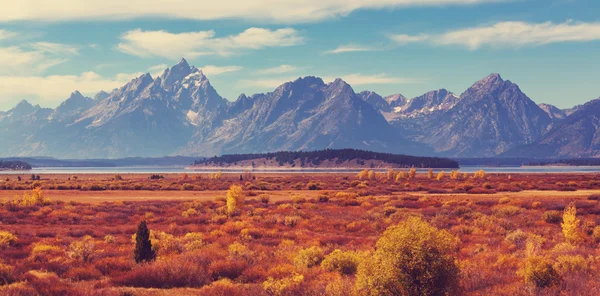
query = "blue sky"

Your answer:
(0, 0), (598, 110)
